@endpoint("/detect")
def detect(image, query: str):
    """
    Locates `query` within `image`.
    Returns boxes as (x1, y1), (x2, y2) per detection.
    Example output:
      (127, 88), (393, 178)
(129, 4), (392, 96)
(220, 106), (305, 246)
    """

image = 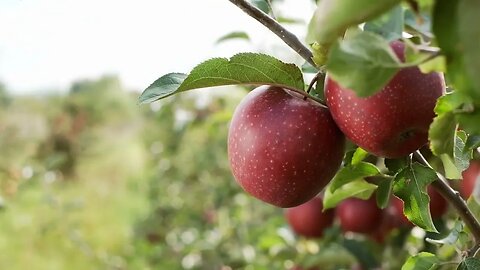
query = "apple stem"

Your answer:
(414, 150), (480, 255)
(287, 87), (327, 106)
(227, 0), (317, 68)
(306, 72), (322, 94)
